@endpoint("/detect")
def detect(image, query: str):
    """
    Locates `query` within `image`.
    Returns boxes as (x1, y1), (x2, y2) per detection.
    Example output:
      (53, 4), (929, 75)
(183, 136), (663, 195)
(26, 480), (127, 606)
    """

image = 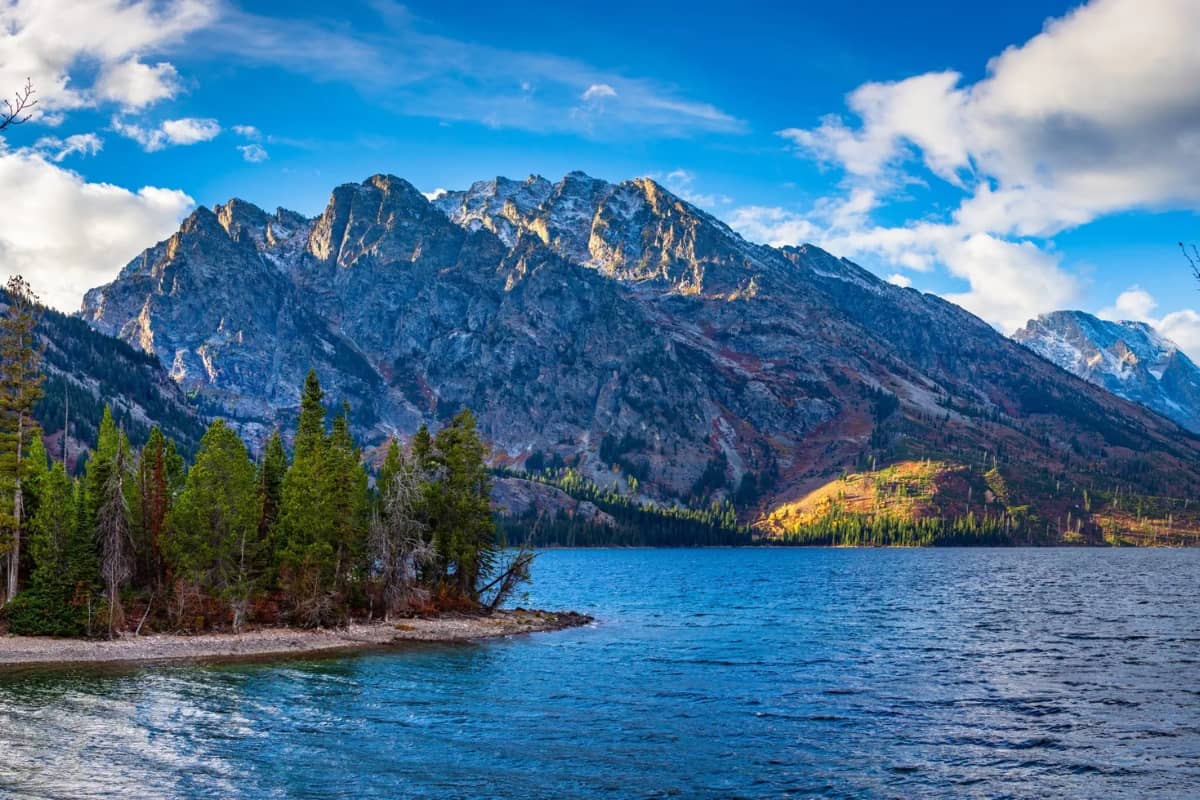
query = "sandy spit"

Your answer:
(0, 609), (594, 668)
